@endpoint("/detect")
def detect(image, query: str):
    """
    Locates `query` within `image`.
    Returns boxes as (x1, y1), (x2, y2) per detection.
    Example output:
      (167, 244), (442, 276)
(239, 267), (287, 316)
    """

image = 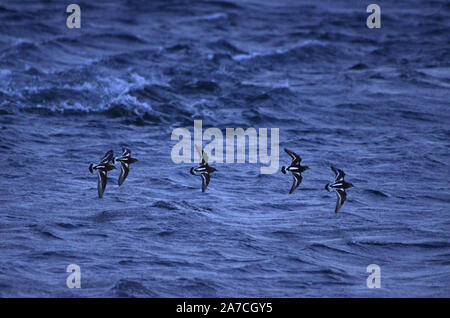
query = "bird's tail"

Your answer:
(190, 167), (196, 175)
(325, 183), (331, 192)
(281, 166), (286, 174)
(89, 163), (94, 174)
